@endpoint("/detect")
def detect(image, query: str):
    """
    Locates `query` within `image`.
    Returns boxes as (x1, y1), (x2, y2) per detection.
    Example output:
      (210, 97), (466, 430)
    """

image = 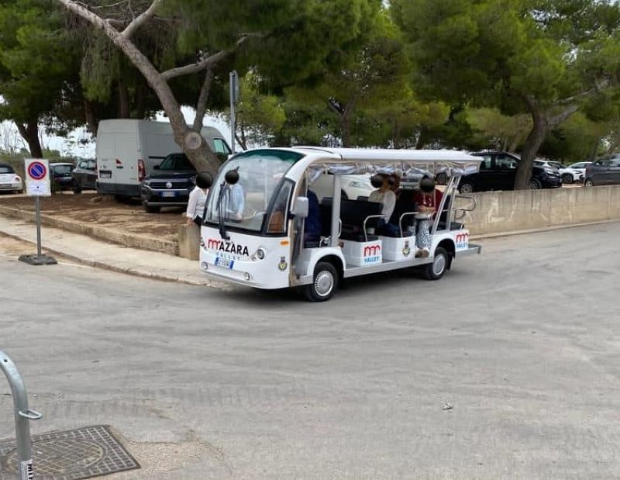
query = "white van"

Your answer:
(96, 120), (231, 198)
